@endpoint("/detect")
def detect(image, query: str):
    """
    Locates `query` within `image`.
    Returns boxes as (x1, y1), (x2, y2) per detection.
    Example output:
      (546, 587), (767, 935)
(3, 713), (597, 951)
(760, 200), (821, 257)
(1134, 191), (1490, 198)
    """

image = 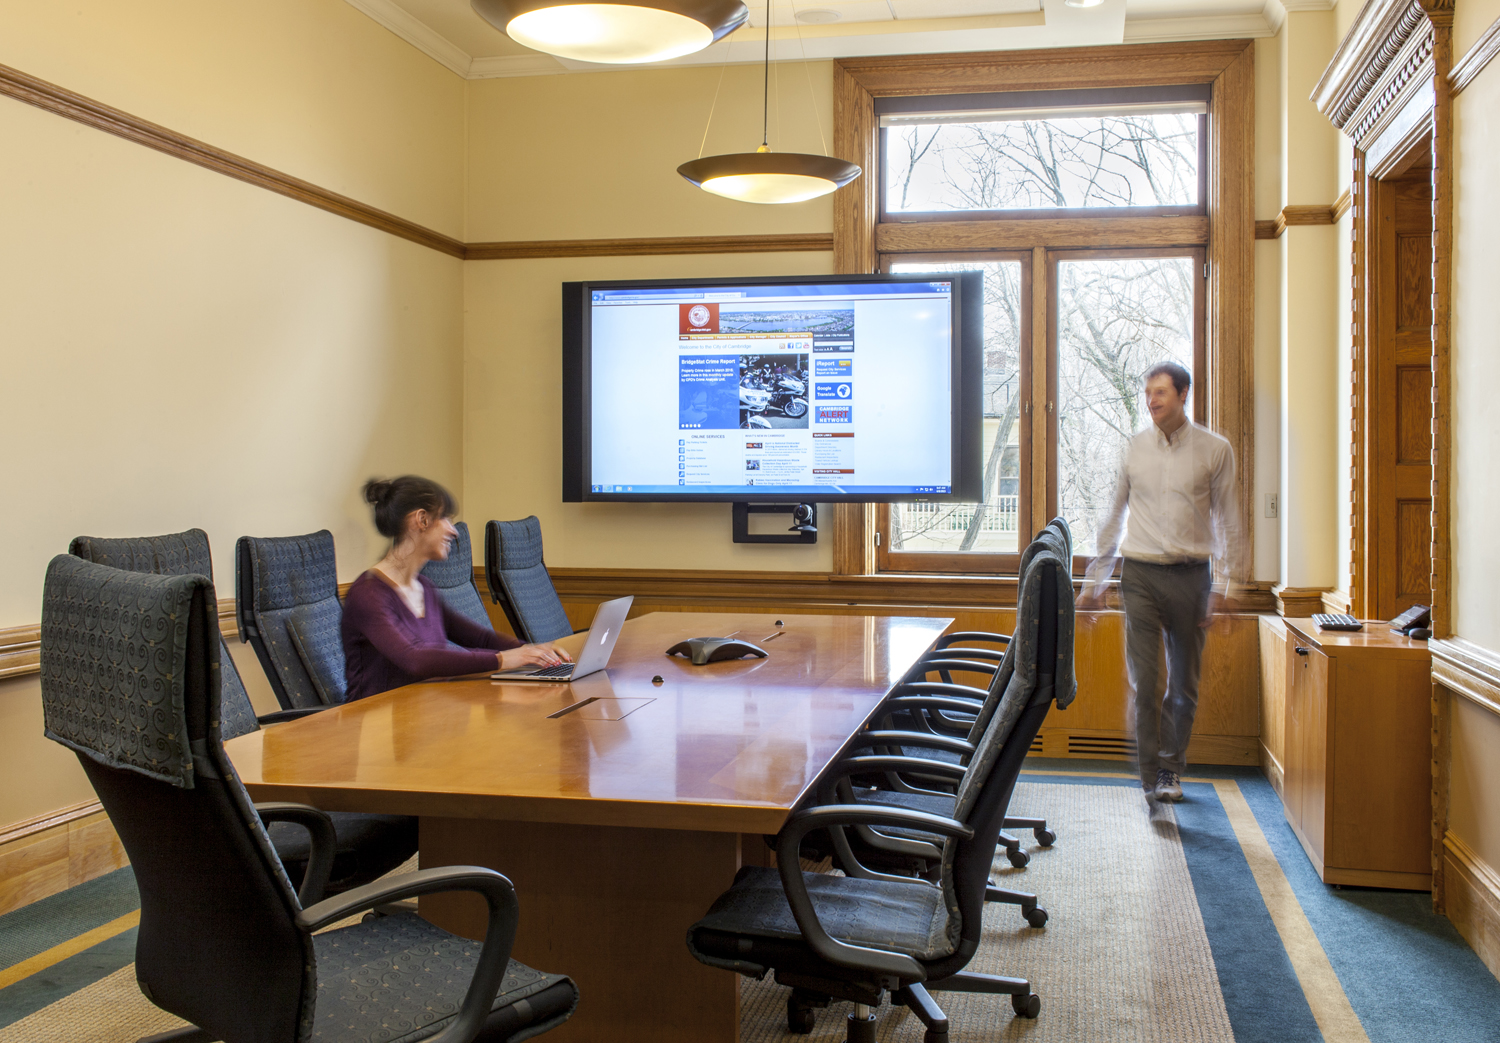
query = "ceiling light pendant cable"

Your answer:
(676, 0), (860, 204)
(472, 0), (749, 64)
